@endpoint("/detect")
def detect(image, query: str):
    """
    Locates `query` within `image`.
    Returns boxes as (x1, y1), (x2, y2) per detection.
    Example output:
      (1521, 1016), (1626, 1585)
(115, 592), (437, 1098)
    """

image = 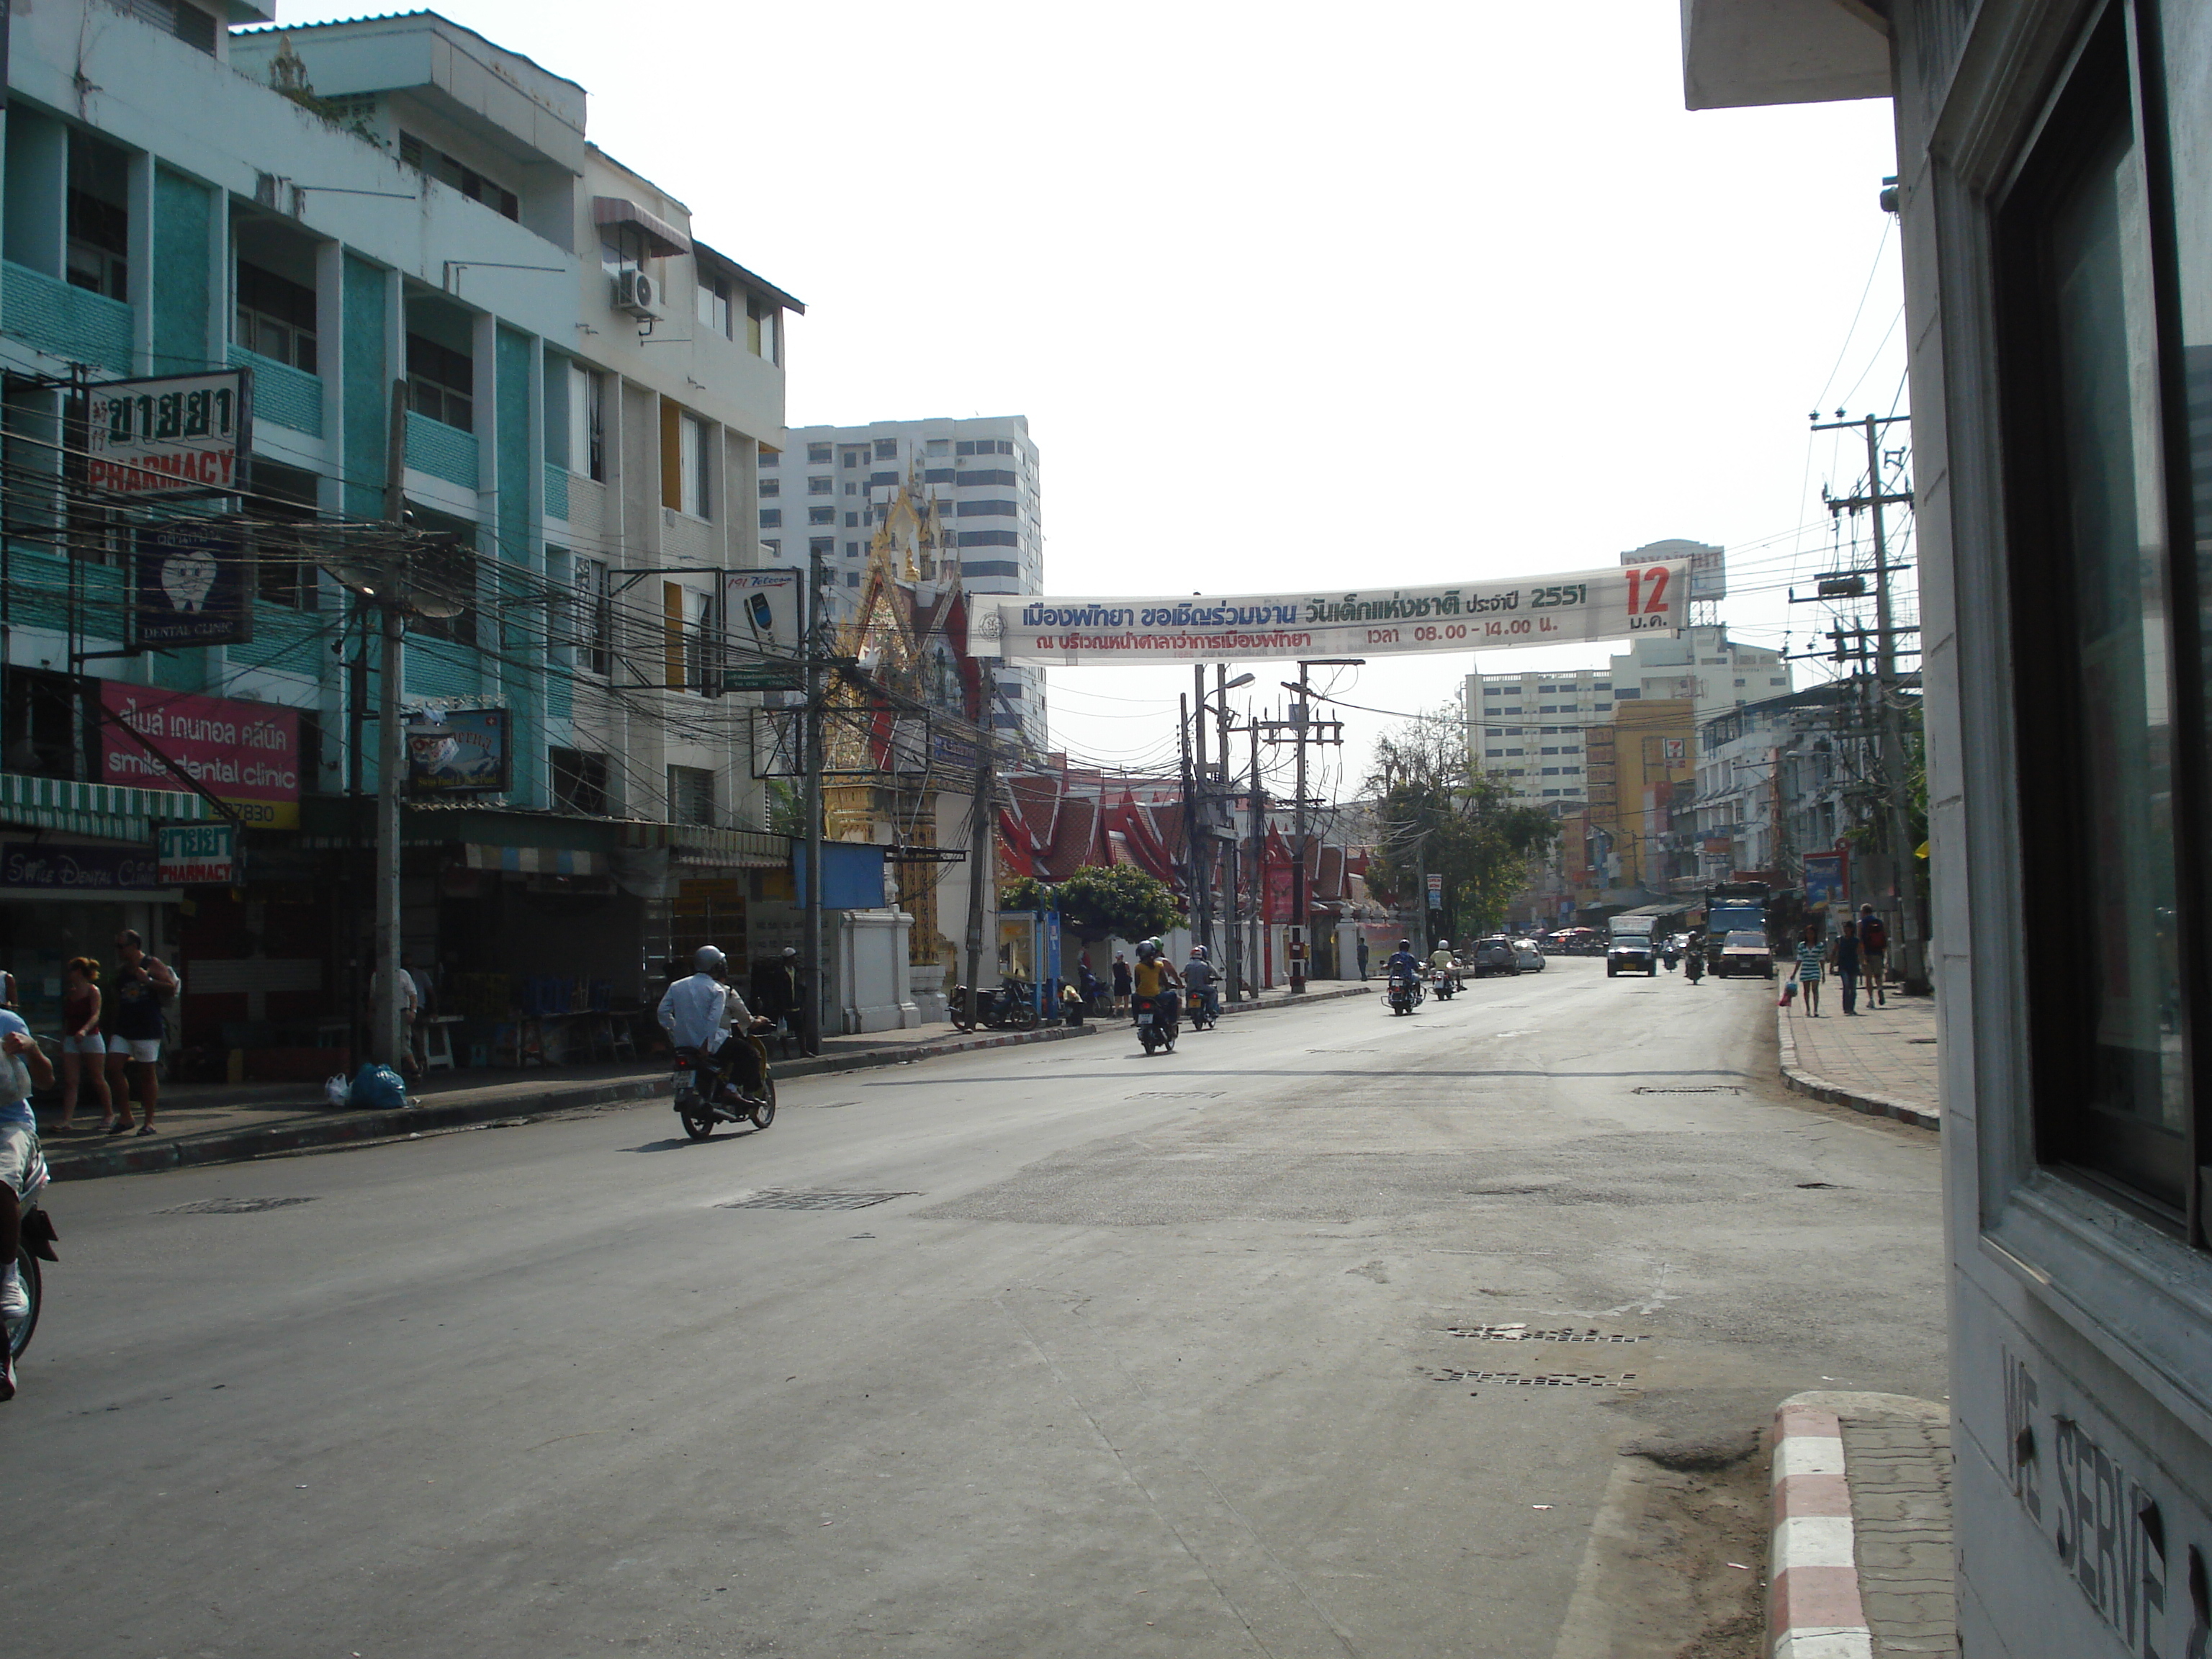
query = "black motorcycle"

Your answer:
(1134, 991), (1179, 1054)
(949, 976), (1040, 1033)
(1388, 972), (1421, 1015)
(1184, 986), (1217, 1031)
(671, 1038), (777, 1141)
(1685, 952), (1705, 986)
